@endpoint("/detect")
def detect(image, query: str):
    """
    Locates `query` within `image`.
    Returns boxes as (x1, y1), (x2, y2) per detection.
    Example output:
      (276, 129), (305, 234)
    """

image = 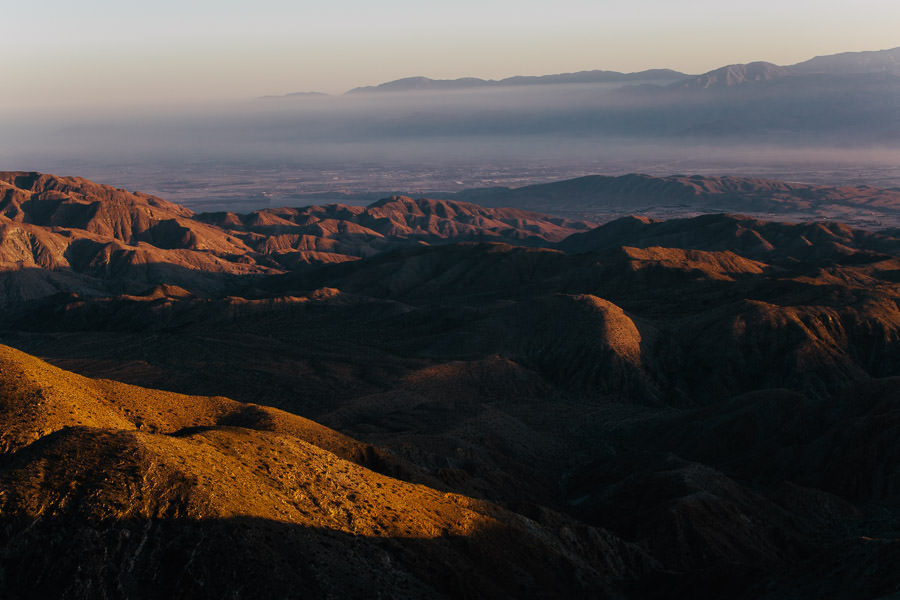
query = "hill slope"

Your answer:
(451, 173), (900, 227)
(0, 345), (651, 599)
(0, 172), (593, 311)
(5, 172), (900, 597)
